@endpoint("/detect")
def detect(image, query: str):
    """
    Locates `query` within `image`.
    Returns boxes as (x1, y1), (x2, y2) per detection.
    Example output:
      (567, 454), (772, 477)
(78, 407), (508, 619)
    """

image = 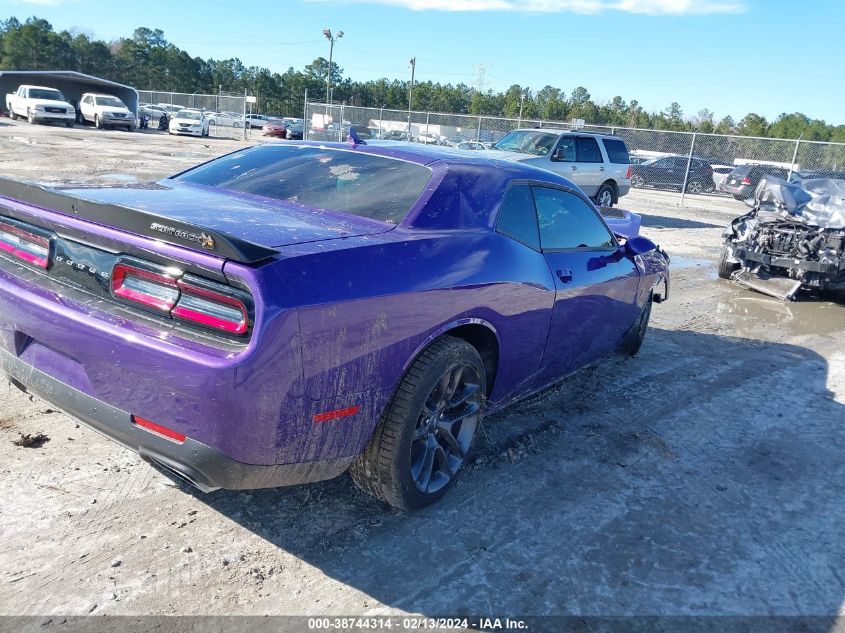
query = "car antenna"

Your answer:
(347, 127), (366, 146)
